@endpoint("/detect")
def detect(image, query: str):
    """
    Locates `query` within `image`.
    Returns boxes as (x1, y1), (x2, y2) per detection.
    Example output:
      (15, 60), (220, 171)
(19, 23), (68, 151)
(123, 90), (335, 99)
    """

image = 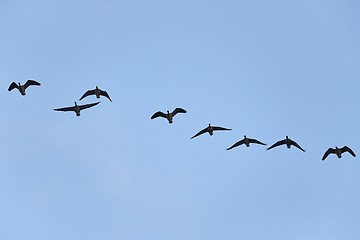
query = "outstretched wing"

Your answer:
(100, 90), (112, 102)
(79, 101), (100, 110)
(8, 82), (19, 91)
(151, 111), (167, 119)
(322, 148), (335, 161)
(342, 146), (356, 157)
(248, 138), (266, 145)
(24, 80), (41, 89)
(191, 128), (208, 139)
(212, 126), (231, 131)
(267, 140), (286, 150)
(290, 140), (305, 152)
(54, 106), (75, 112)
(226, 139), (245, 150)
(79, 89), (96, 101)
(171, 108), (186, 116)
